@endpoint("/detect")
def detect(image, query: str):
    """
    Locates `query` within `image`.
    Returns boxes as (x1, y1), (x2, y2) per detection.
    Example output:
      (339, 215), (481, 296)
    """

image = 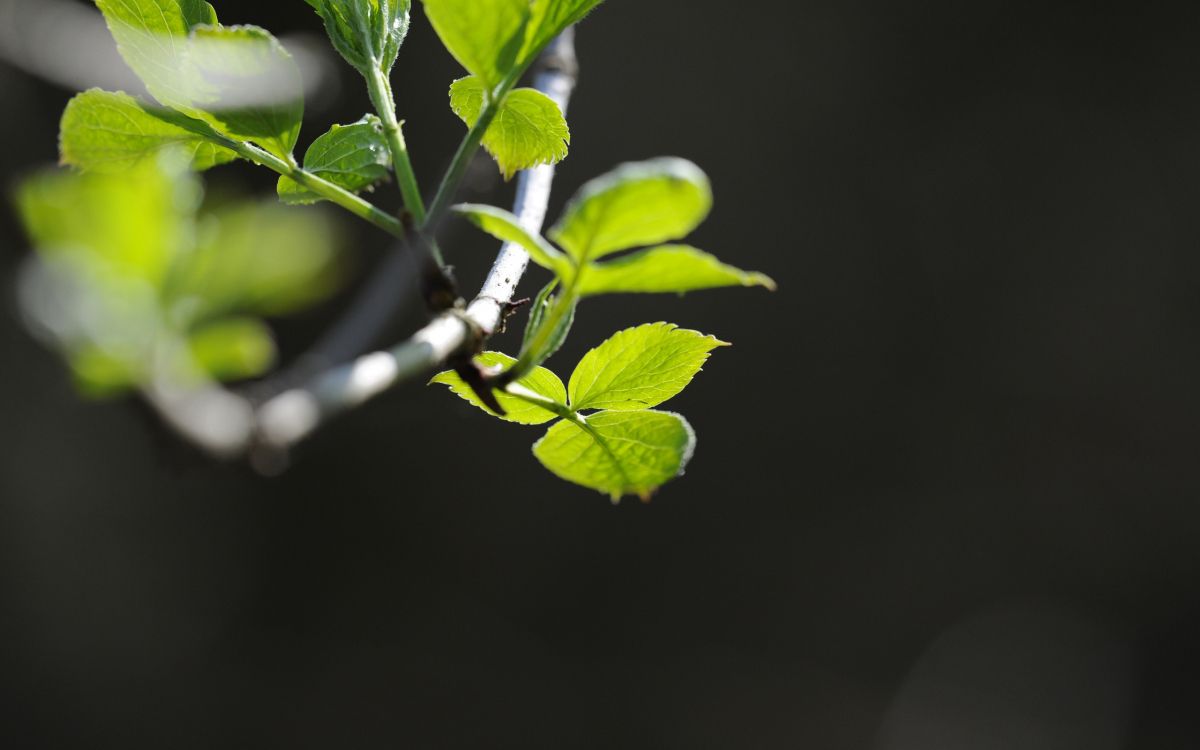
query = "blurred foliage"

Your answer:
(15, 151), (342, 397)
